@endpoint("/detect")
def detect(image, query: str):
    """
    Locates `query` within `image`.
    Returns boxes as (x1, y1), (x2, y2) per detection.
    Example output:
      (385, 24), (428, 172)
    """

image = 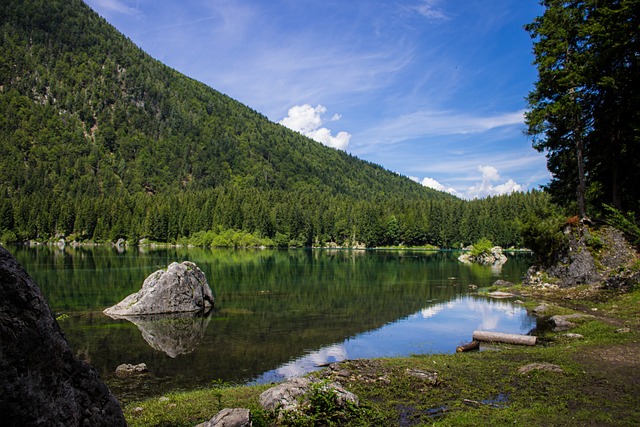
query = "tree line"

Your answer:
(0, 185), (552, 249)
